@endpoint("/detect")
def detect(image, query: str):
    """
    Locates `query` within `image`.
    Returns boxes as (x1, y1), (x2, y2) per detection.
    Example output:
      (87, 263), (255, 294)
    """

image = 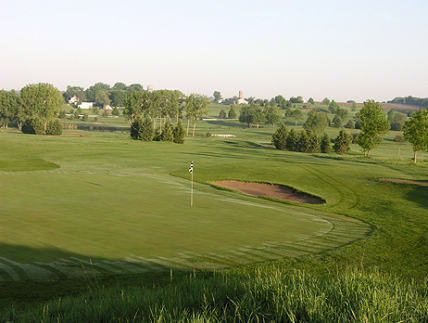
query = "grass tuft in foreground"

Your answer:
(2, 268), (427, 322)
